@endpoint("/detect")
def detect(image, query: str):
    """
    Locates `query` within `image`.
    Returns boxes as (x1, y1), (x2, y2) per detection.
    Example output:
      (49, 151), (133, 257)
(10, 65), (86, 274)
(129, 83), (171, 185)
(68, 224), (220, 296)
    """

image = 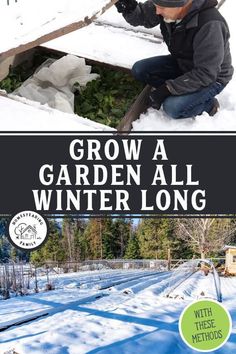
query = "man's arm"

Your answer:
(116, 0), (160, 28)
(166, 21), (231, 95)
